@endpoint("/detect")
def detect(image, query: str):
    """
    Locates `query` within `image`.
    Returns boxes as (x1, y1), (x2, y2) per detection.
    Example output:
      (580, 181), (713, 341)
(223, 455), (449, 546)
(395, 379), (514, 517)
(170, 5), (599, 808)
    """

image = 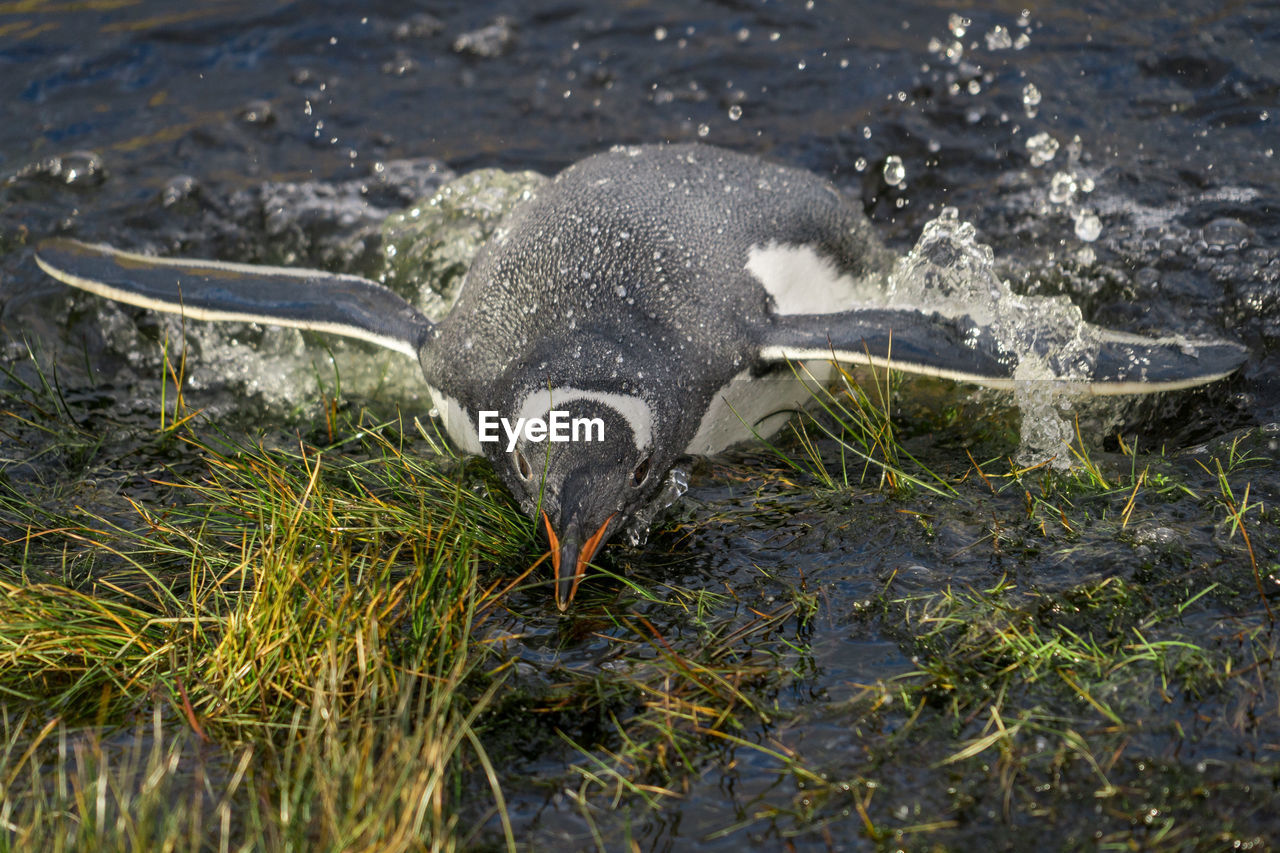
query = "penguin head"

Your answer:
(493, 392), (668, 609)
